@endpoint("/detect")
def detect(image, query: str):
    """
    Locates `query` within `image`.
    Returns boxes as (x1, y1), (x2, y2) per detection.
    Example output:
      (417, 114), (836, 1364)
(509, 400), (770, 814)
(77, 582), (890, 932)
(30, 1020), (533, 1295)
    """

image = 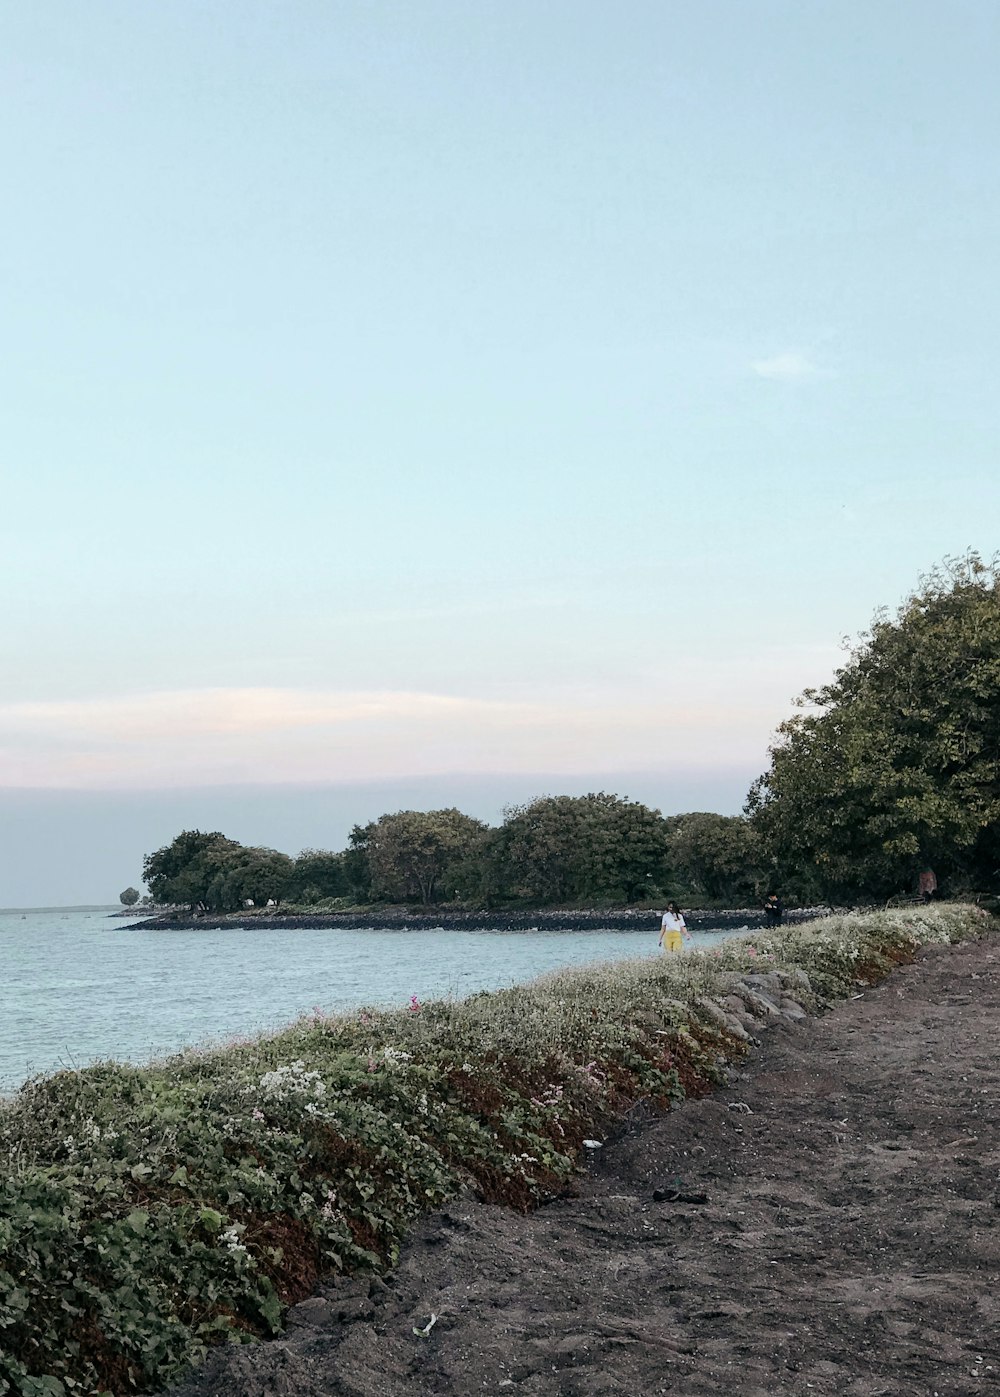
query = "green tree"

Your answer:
(495, 793), (668, 903)
(204, 846), (294, 911)
(343, 823), (375, 902)
(747, 554), (1000, 900)
(284, 849), (349, 904)
(119, 886), (140, 907)
(664, 813), (760, 903)
(141, 830), (241, 911)
(366, 809), (489, 904)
